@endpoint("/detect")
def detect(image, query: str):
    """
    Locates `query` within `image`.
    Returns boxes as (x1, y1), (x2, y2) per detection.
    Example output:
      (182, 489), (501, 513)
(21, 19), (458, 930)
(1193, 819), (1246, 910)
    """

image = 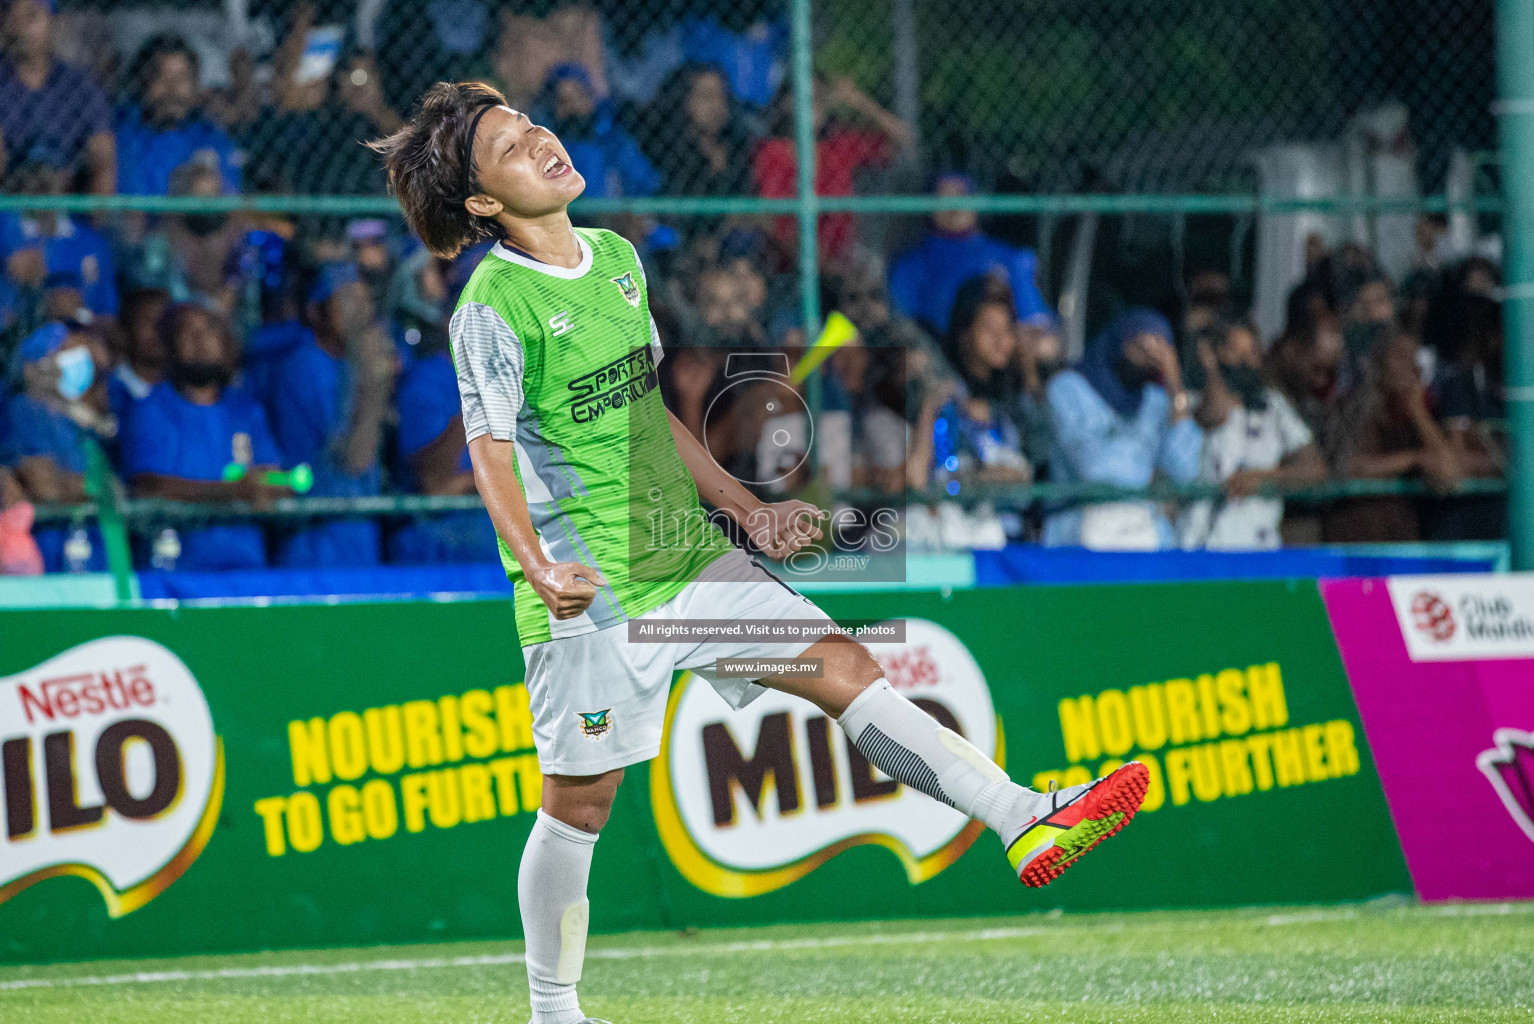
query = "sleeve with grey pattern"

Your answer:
(449, 301), (525, 443)
(623, 234), (665, 367)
